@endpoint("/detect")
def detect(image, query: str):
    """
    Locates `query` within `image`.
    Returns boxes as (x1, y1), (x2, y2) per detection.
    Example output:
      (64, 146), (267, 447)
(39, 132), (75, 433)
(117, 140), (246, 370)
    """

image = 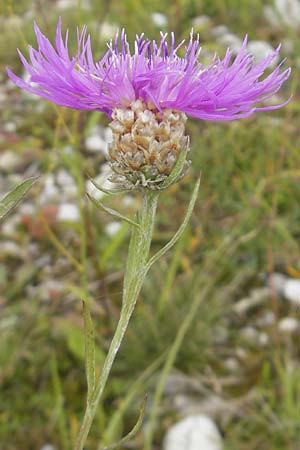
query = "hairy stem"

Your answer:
(74, 190), (159, 450)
